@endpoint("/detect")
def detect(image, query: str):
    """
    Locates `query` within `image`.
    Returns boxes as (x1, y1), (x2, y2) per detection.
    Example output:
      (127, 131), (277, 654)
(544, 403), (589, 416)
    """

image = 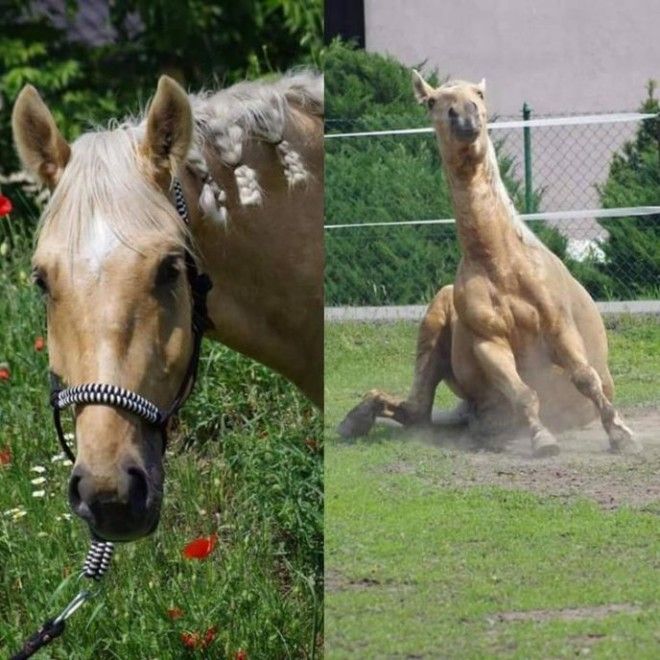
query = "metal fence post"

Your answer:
(522, 102), (533, 213)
